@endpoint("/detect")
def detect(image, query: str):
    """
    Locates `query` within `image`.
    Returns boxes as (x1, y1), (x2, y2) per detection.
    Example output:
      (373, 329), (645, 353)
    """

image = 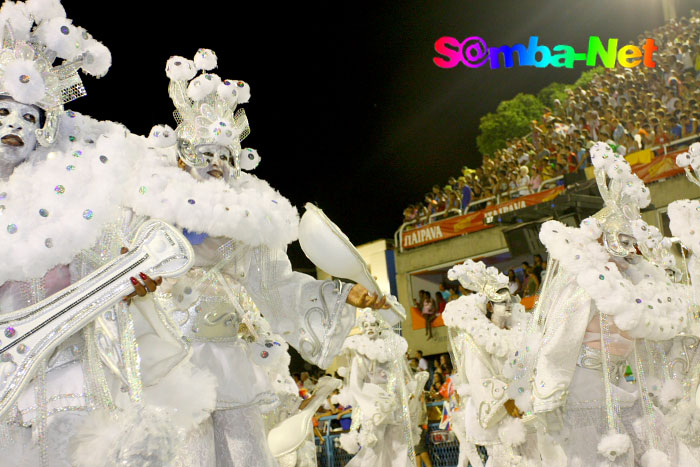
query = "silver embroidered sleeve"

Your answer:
(242, 245), (355, 369)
